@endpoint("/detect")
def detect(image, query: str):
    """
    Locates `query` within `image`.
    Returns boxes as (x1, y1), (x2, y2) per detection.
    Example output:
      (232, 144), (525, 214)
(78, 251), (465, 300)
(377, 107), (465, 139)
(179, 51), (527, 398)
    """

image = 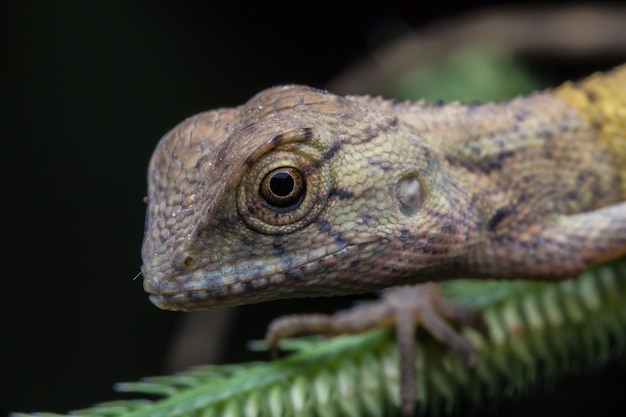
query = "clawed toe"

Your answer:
(265, 282), (489, 416)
